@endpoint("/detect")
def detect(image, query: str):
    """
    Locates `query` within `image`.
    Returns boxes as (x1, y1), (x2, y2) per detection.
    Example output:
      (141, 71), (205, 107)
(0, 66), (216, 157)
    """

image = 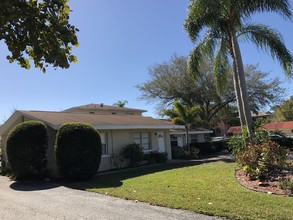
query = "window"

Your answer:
(134, 132), (151, 150)
(99, 133), (108, 155)
(170, 134), (178, 148)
